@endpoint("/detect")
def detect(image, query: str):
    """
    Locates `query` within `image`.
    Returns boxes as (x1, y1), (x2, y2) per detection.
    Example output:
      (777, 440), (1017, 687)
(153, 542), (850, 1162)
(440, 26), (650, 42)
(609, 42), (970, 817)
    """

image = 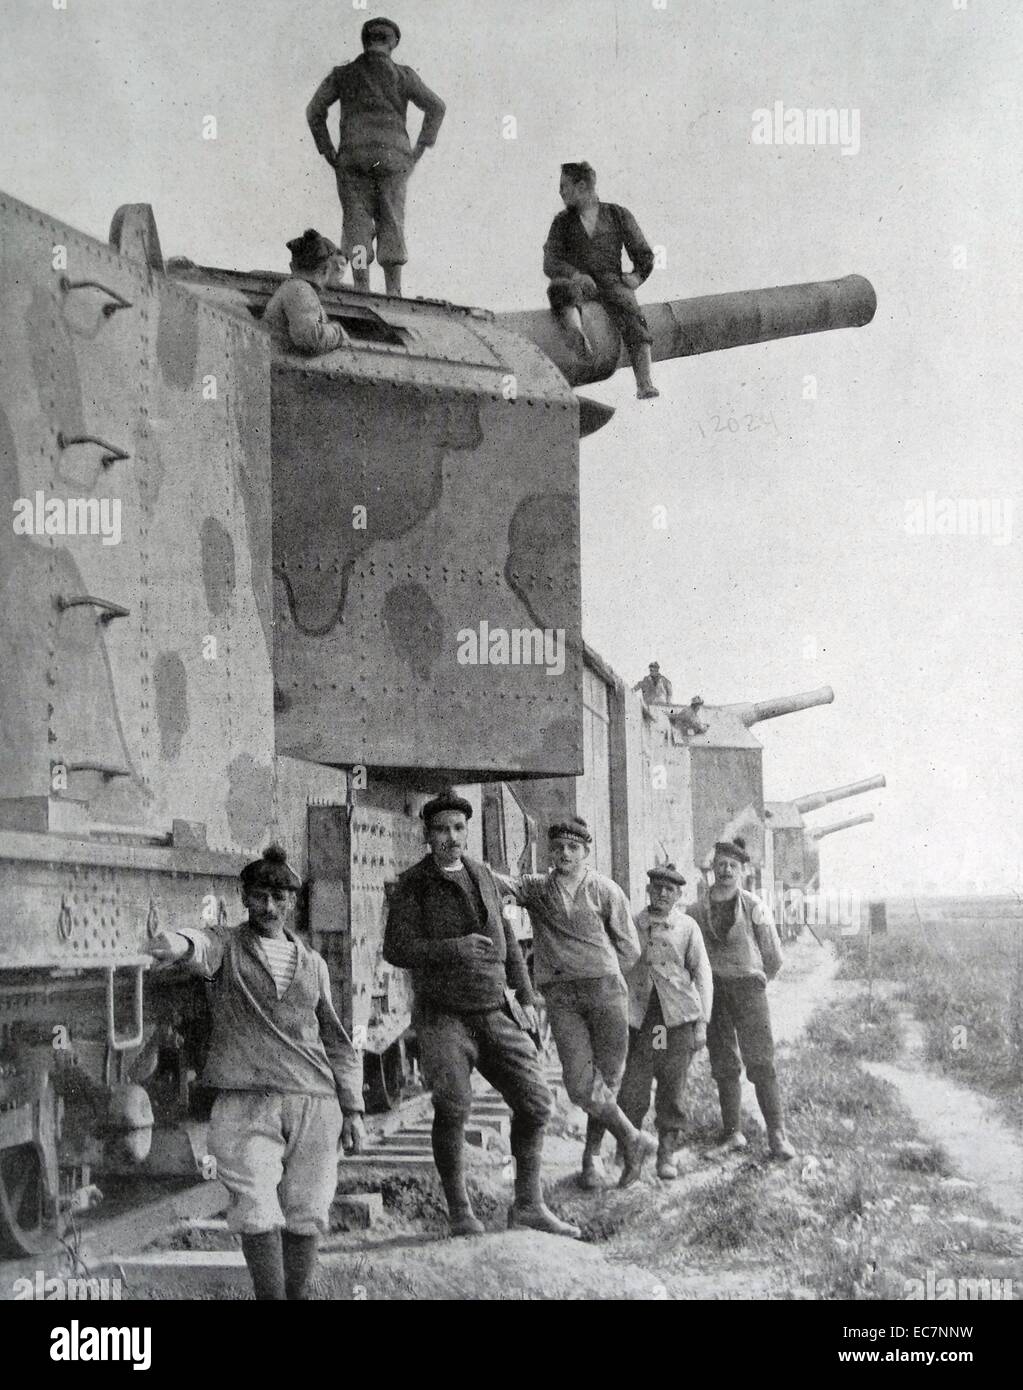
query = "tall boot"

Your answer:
(629, 343), (659, 399)
(705, 1078), (747, 1159)
(754, 1077), (796, 1160)
(432, 1114), (483, 1236)
(241, 1230), (286, 1300)
(597, 1102), (657, 1189)
(352, 266), (371, 293)
(507, 1136), (581, 1239)
(282, 1230), (319, 1301)
(382, 265), (403, 297)
(578, 1116), (607, 1190)
(656, 1129), (680, 1180)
